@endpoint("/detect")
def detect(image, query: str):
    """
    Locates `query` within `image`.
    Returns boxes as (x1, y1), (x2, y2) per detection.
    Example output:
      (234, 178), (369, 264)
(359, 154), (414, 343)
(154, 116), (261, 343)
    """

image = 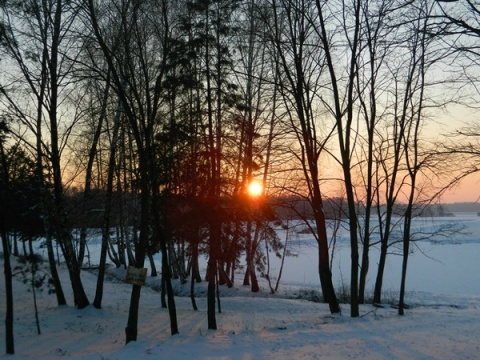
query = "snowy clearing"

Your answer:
(1, 258), (480, 359)
(1, 213), (480, 359)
